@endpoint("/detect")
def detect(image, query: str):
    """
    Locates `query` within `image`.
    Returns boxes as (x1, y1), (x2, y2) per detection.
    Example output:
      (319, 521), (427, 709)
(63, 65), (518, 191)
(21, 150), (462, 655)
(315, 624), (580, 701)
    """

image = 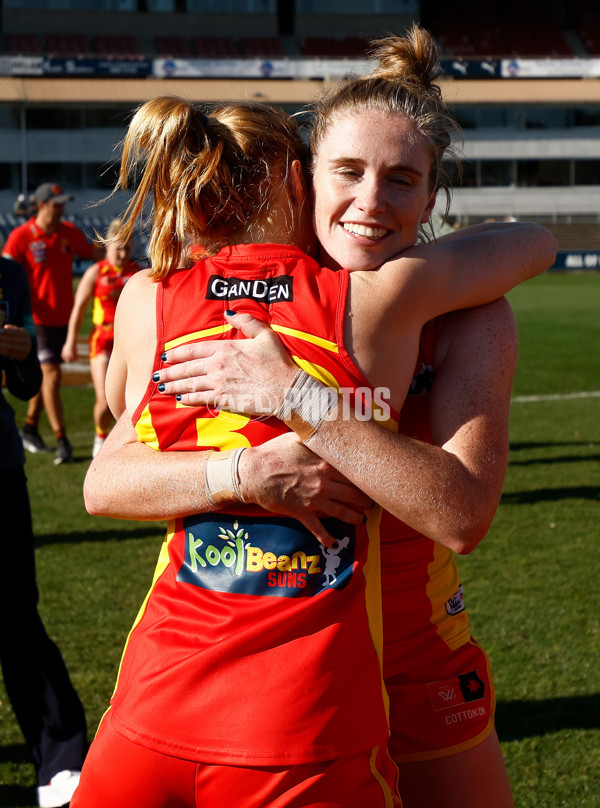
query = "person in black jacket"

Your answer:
(0, 256), (87, 808)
